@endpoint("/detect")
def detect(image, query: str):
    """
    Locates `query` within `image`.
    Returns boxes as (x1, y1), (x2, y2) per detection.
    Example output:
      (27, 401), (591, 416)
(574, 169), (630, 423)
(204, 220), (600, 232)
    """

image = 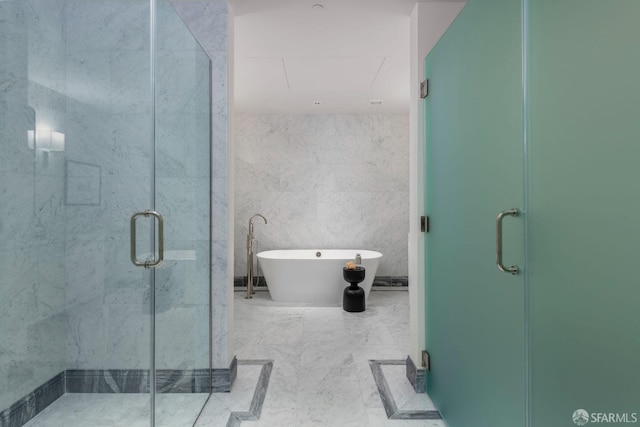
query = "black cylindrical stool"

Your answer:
(343, 267), (366, 312)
